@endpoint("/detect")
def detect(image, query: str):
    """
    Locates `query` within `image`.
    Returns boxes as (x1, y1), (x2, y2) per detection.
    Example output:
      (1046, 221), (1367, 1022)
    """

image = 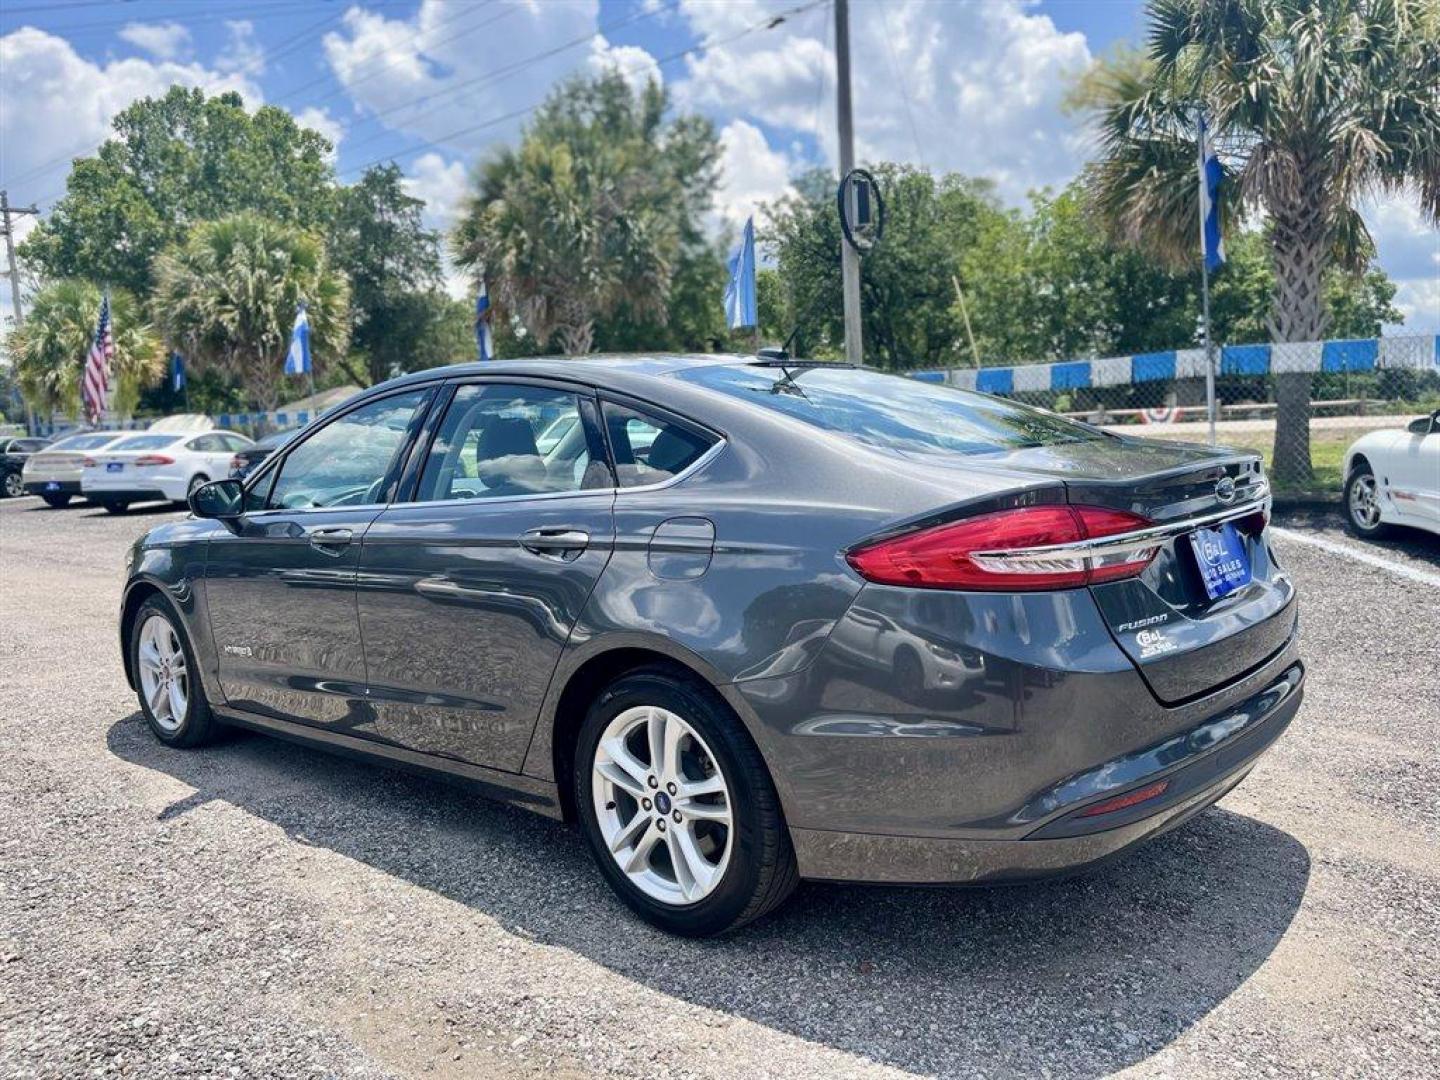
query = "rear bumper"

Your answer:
(81, 486), (171, 504)
(788, 661), (1302, 884)
(23, 479), (81, 496)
